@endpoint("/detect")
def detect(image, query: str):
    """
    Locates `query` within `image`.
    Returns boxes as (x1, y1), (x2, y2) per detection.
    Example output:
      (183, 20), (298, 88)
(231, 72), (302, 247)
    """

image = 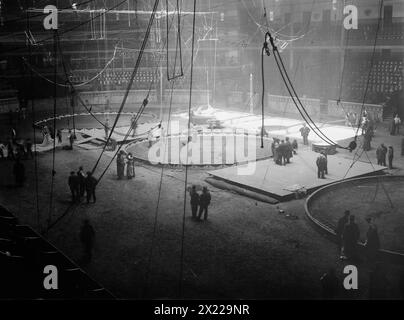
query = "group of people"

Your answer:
(116, 150), (135, 180)
(376, 143), (394, 169)
(189, 185), (212, 221)
(68, 167), (98, 204)
(335, 210), (380, 262)
(271, 137), (297, 165)
(0, 137), (33, 160)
